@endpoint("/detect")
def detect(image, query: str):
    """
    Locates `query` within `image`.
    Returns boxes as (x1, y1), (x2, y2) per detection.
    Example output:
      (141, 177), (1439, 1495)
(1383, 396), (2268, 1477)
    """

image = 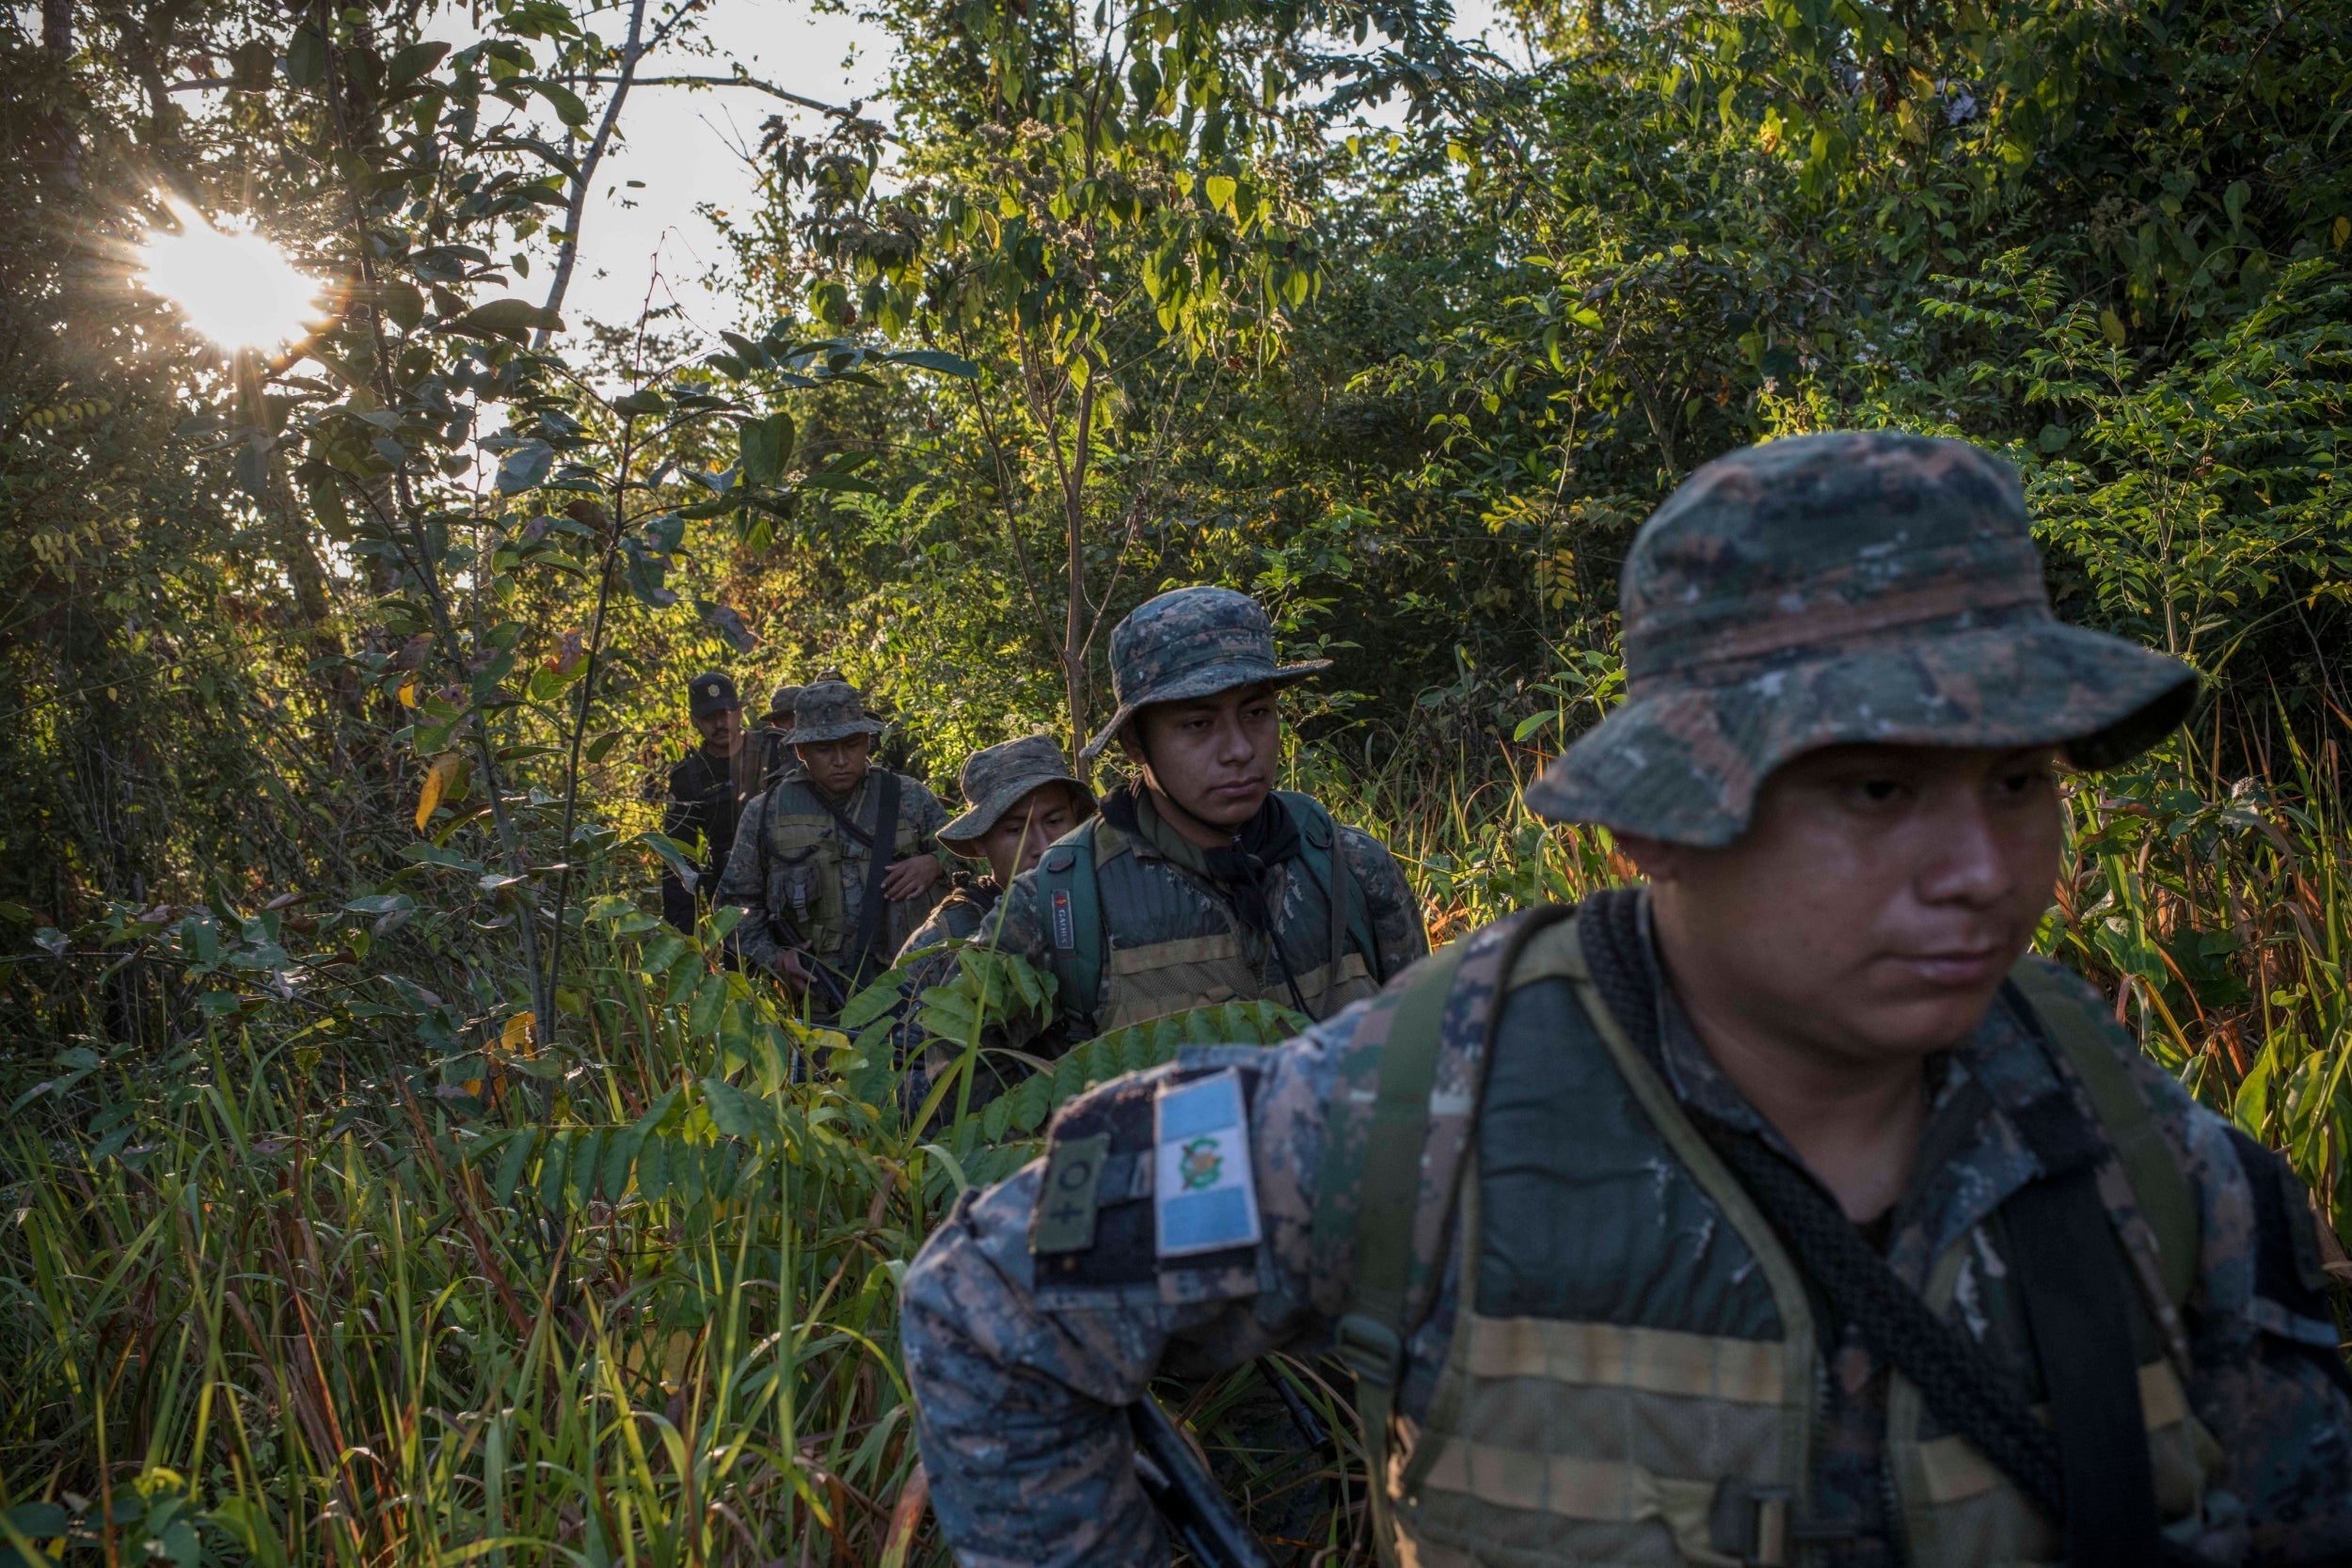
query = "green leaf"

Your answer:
(886, 348), (980, 378)
(600, 1125), (644, 1201)
(1205, 173), (1238, 214)
(636, 1133), (670, 1203)
(449, 297), (564, 344)
(535, 79), (591, 126)
(612, 387), (667, 416)
(492, 1128), (537, 1204)
(739, 412), (793, 486)
(389, 40), (451, 87)
(286, 24), (326, 86)
(536, 1131), (570, 1210)
(568, 1129), (604, 1207)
